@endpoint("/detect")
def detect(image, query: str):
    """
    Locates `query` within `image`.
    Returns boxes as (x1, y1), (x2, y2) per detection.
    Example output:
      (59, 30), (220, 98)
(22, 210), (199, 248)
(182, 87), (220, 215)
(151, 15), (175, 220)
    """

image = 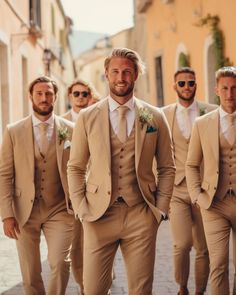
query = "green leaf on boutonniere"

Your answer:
(199, 107), (206, 116)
